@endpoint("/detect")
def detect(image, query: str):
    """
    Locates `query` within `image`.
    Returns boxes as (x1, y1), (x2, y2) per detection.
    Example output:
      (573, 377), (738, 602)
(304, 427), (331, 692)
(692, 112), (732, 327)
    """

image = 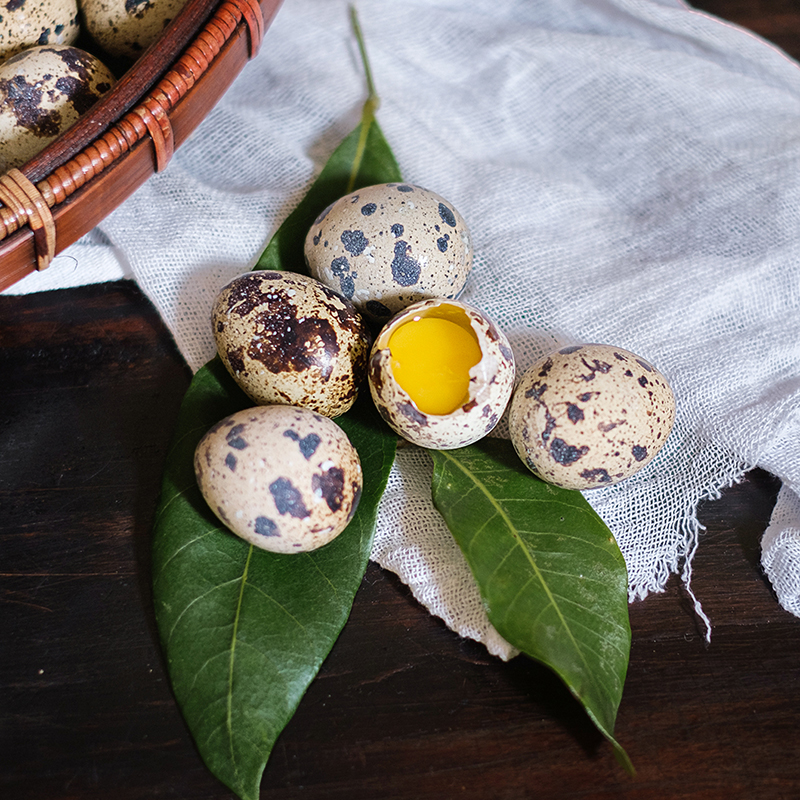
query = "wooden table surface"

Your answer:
(2, 3), (800, 799)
